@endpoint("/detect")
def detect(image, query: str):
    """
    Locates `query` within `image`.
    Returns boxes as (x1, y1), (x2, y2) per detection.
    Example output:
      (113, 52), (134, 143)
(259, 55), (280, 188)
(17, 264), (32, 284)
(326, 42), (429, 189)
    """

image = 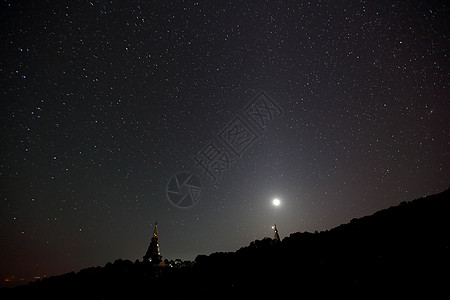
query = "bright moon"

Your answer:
(272, 198), (281, 206)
